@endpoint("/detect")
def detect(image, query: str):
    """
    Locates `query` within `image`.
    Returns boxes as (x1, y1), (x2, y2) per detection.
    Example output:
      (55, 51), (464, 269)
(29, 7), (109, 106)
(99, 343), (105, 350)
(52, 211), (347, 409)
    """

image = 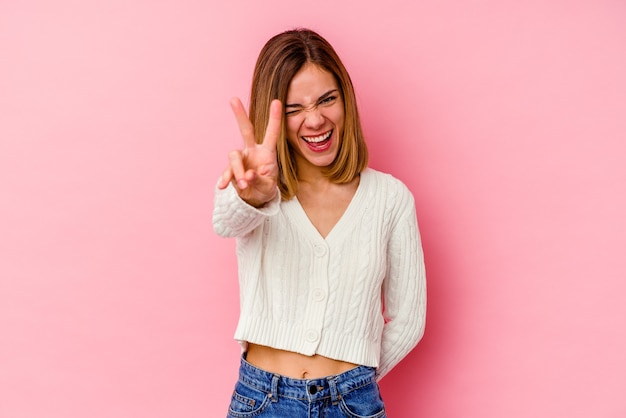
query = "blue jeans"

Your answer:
(227, 356), (387, 417)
